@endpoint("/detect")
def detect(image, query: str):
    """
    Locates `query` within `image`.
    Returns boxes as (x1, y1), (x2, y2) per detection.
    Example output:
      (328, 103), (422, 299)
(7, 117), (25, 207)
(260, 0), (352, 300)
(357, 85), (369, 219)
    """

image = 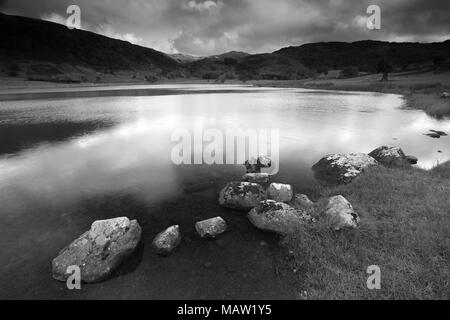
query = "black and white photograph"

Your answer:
(0, 0), (449, 303)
